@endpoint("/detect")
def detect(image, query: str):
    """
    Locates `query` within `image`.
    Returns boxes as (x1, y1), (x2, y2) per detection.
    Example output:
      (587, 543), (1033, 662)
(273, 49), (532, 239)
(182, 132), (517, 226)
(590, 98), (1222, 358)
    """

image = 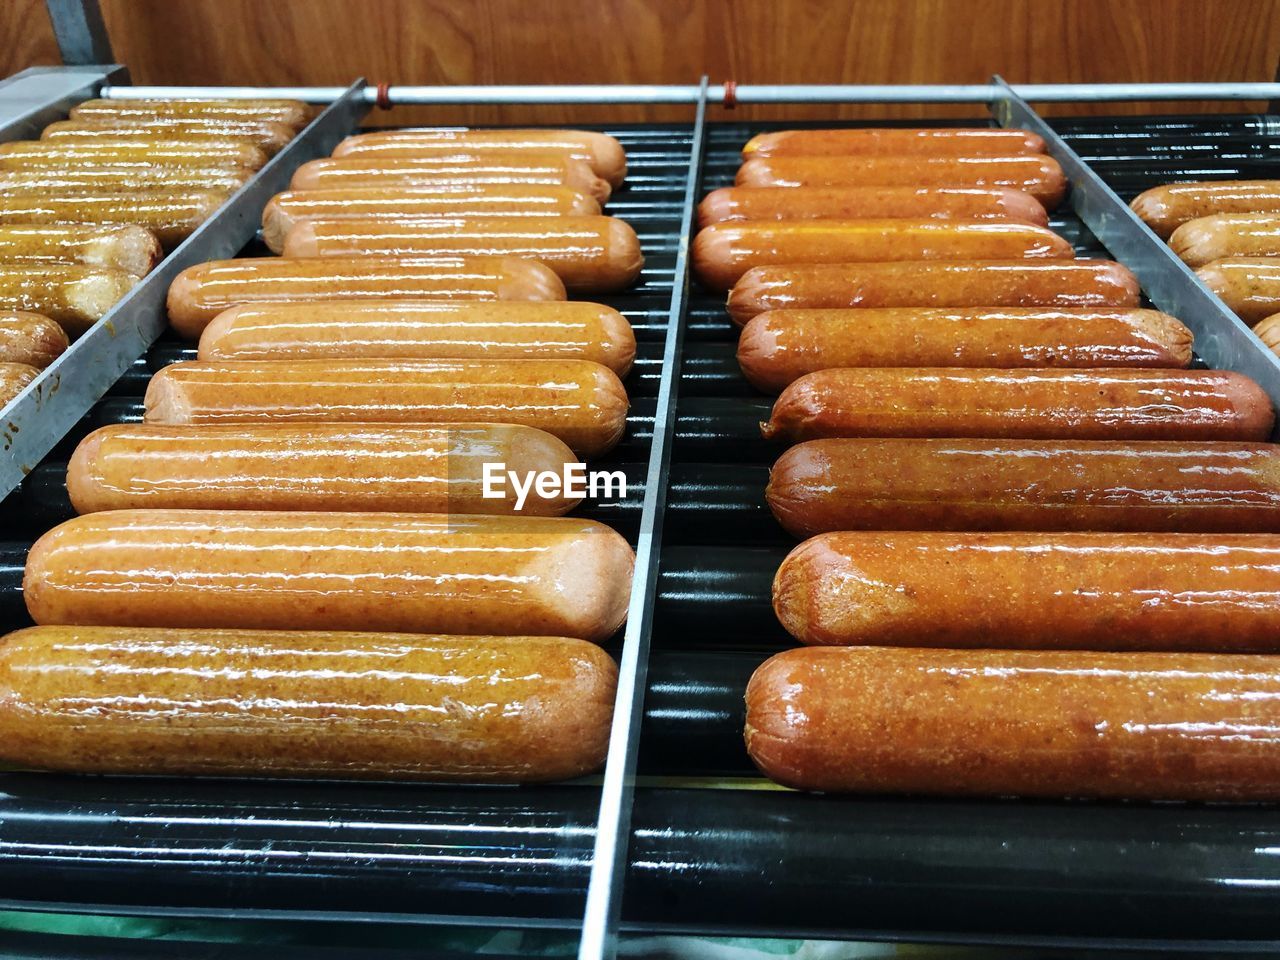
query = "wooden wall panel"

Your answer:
(5, 0), (1280, 125)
